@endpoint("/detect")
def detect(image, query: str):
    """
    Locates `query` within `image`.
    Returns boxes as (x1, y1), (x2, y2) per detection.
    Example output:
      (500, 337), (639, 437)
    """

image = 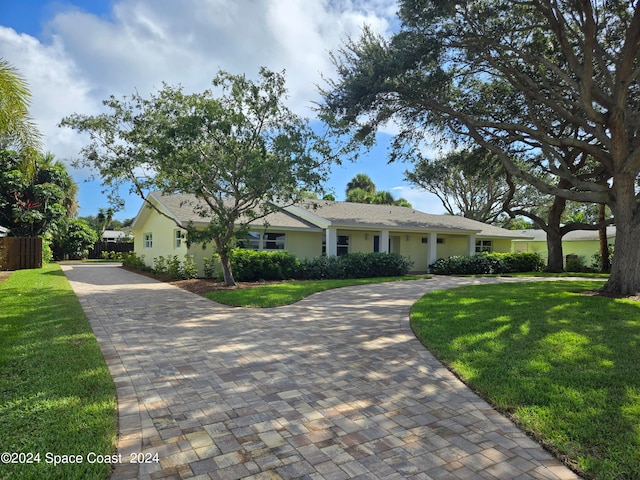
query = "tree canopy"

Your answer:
(321, 0), (640, 295)
(0, 150), (73, 237)
(61, 68), (335, 285)
(405, 147), (510, 223)
(345, 173), (411, 207)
